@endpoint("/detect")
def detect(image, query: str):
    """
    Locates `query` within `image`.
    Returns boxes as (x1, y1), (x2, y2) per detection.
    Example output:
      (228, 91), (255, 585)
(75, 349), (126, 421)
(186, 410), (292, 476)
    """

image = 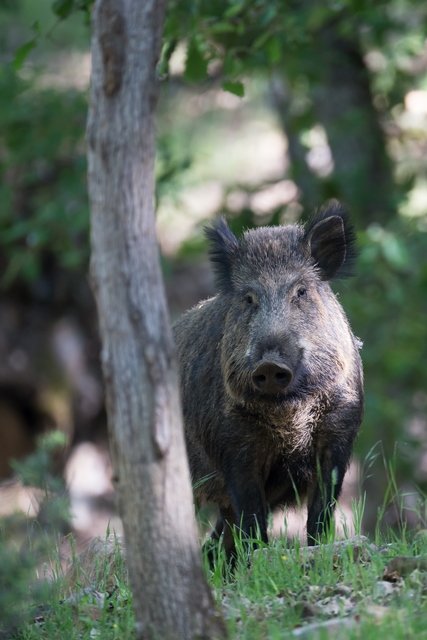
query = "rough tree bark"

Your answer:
(87, 1), (227, 639)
